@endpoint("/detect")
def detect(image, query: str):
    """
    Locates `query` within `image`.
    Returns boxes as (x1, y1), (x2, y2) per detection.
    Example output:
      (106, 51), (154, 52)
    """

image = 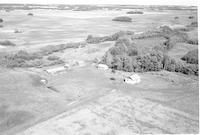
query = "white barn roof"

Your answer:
(44, 66), (66, 74)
